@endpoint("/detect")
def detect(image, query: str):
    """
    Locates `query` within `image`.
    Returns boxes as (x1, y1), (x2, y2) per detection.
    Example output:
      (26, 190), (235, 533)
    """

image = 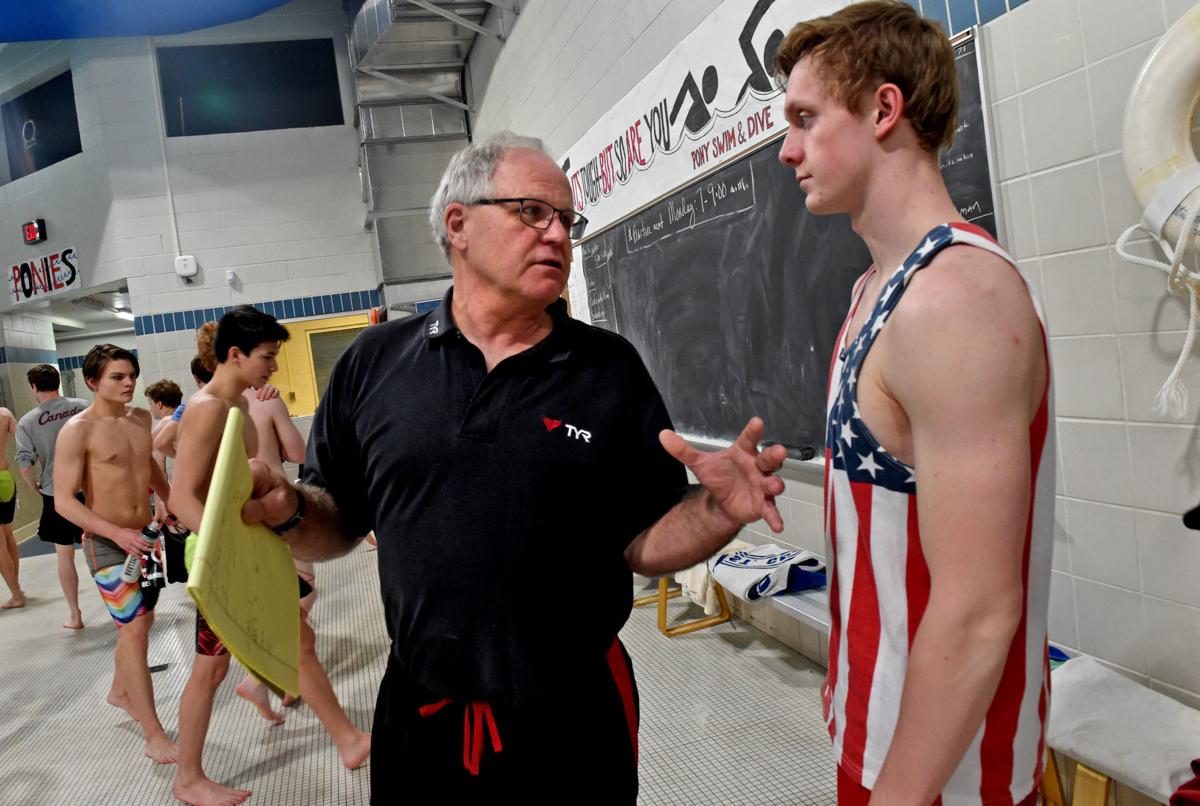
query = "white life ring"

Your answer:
(1121, 3), (1200, 254)
(1117, 4), (1200, 419)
